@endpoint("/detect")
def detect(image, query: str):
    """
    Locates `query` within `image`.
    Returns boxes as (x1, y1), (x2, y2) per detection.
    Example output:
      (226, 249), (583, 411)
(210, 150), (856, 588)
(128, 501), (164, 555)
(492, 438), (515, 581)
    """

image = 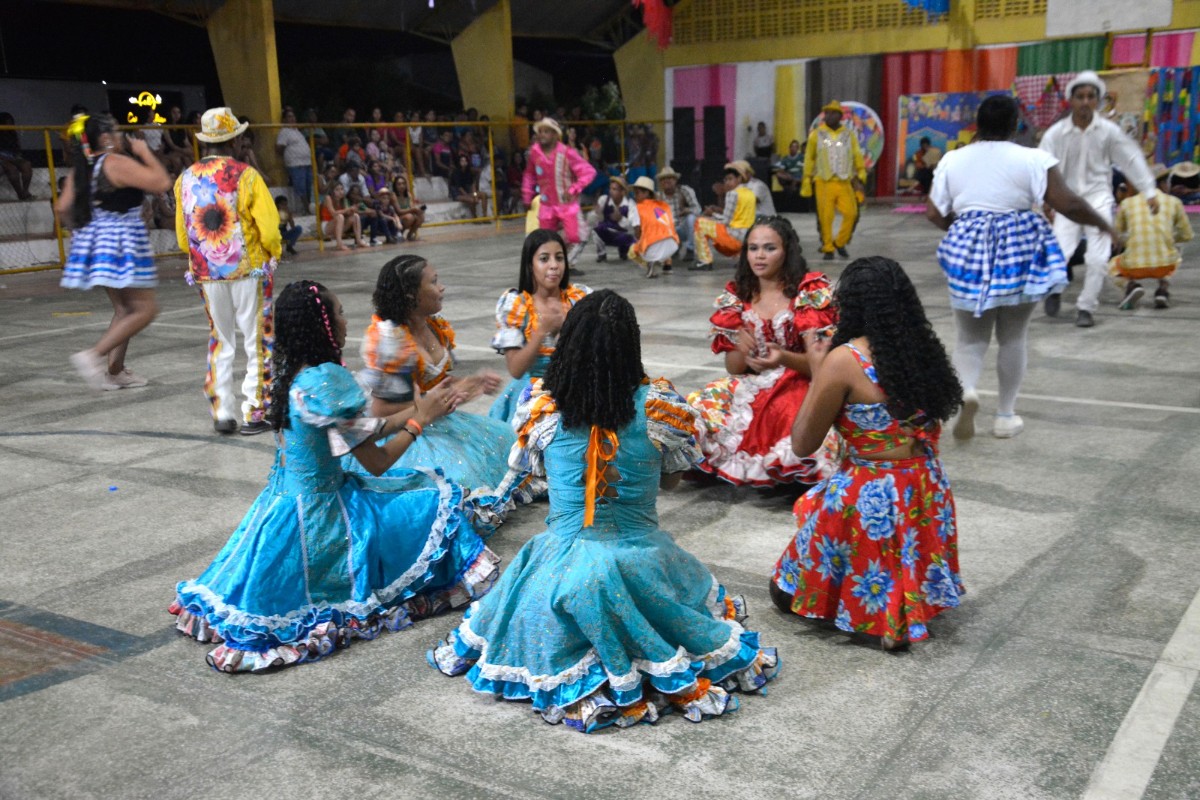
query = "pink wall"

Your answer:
(673, 65), (737, 160)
